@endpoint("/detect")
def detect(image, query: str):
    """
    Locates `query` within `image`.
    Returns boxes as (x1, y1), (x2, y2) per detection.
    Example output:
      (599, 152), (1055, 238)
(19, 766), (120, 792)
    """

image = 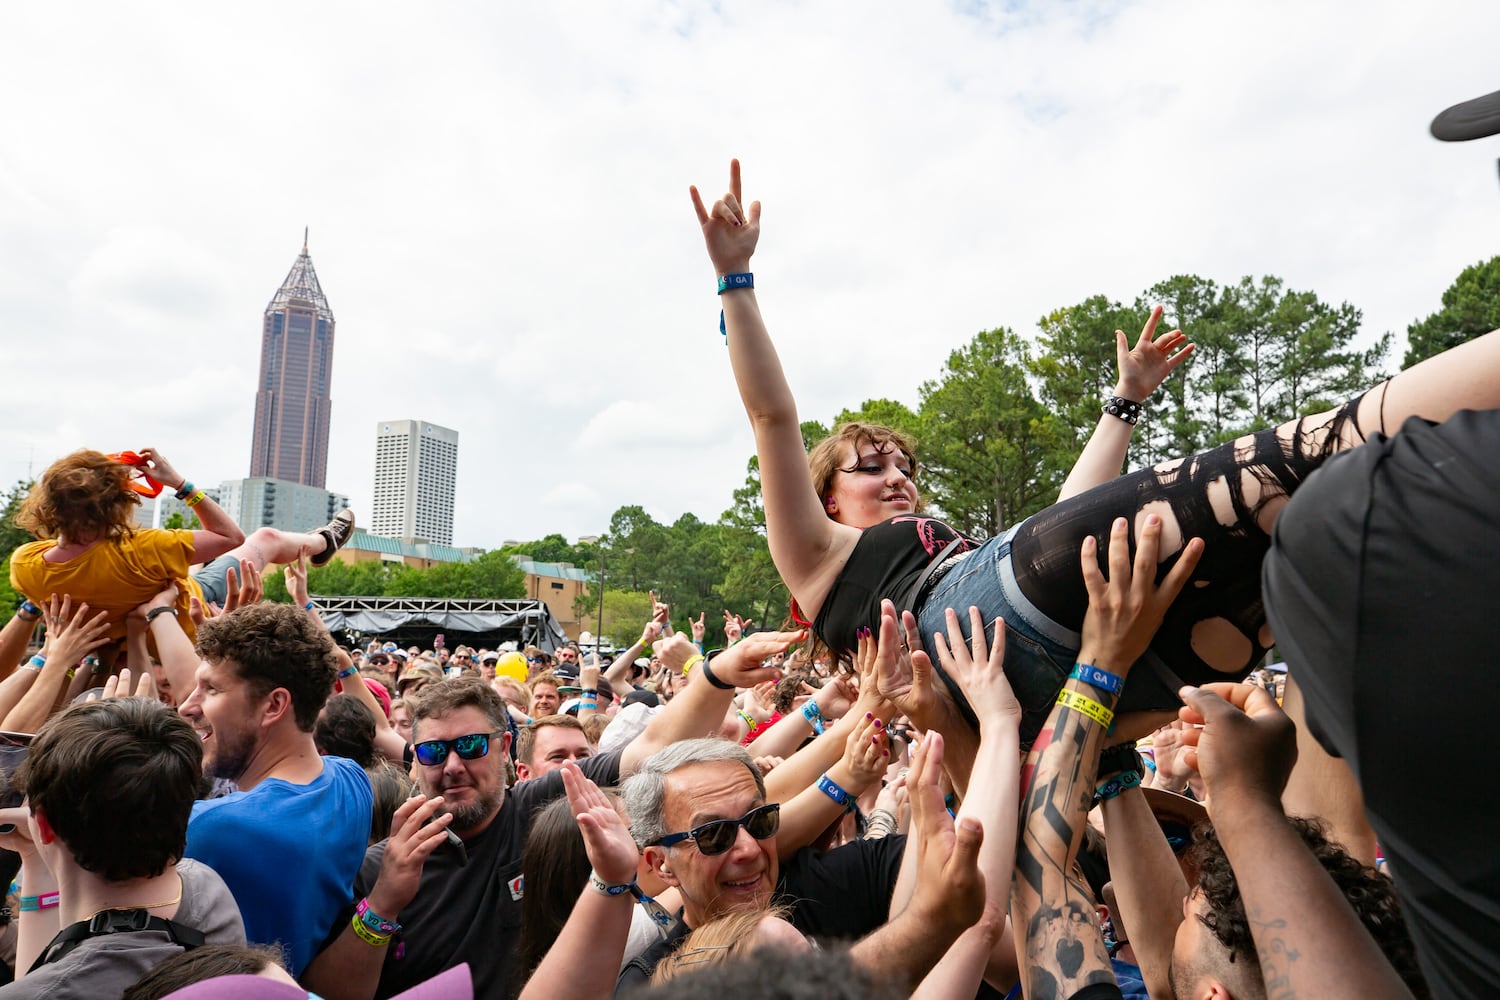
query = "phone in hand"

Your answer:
(0, 732), (34, 832)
